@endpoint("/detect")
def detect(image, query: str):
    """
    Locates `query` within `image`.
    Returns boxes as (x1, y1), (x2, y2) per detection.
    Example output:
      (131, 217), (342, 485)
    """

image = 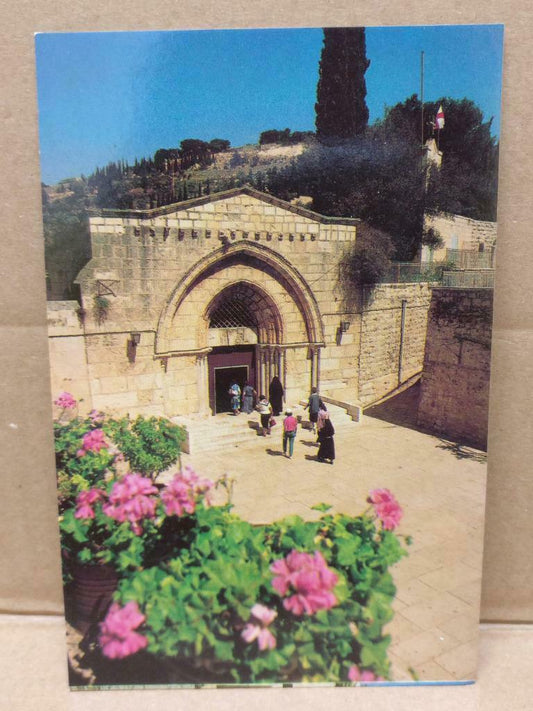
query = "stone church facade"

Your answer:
(47, 187), (432, 417)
